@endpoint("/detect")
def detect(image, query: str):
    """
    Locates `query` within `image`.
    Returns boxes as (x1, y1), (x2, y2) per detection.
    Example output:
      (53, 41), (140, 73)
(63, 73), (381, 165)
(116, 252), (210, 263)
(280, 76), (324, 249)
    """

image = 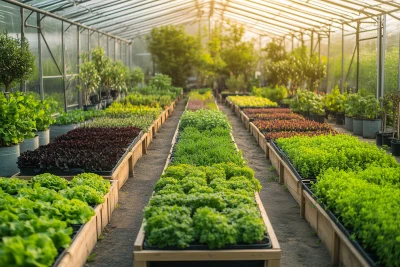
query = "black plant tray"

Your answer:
(143, 234), (271, 251)
(19, 132), (143, 177)
(301, 182), (380, 267)
(52, 224), (83, 267)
